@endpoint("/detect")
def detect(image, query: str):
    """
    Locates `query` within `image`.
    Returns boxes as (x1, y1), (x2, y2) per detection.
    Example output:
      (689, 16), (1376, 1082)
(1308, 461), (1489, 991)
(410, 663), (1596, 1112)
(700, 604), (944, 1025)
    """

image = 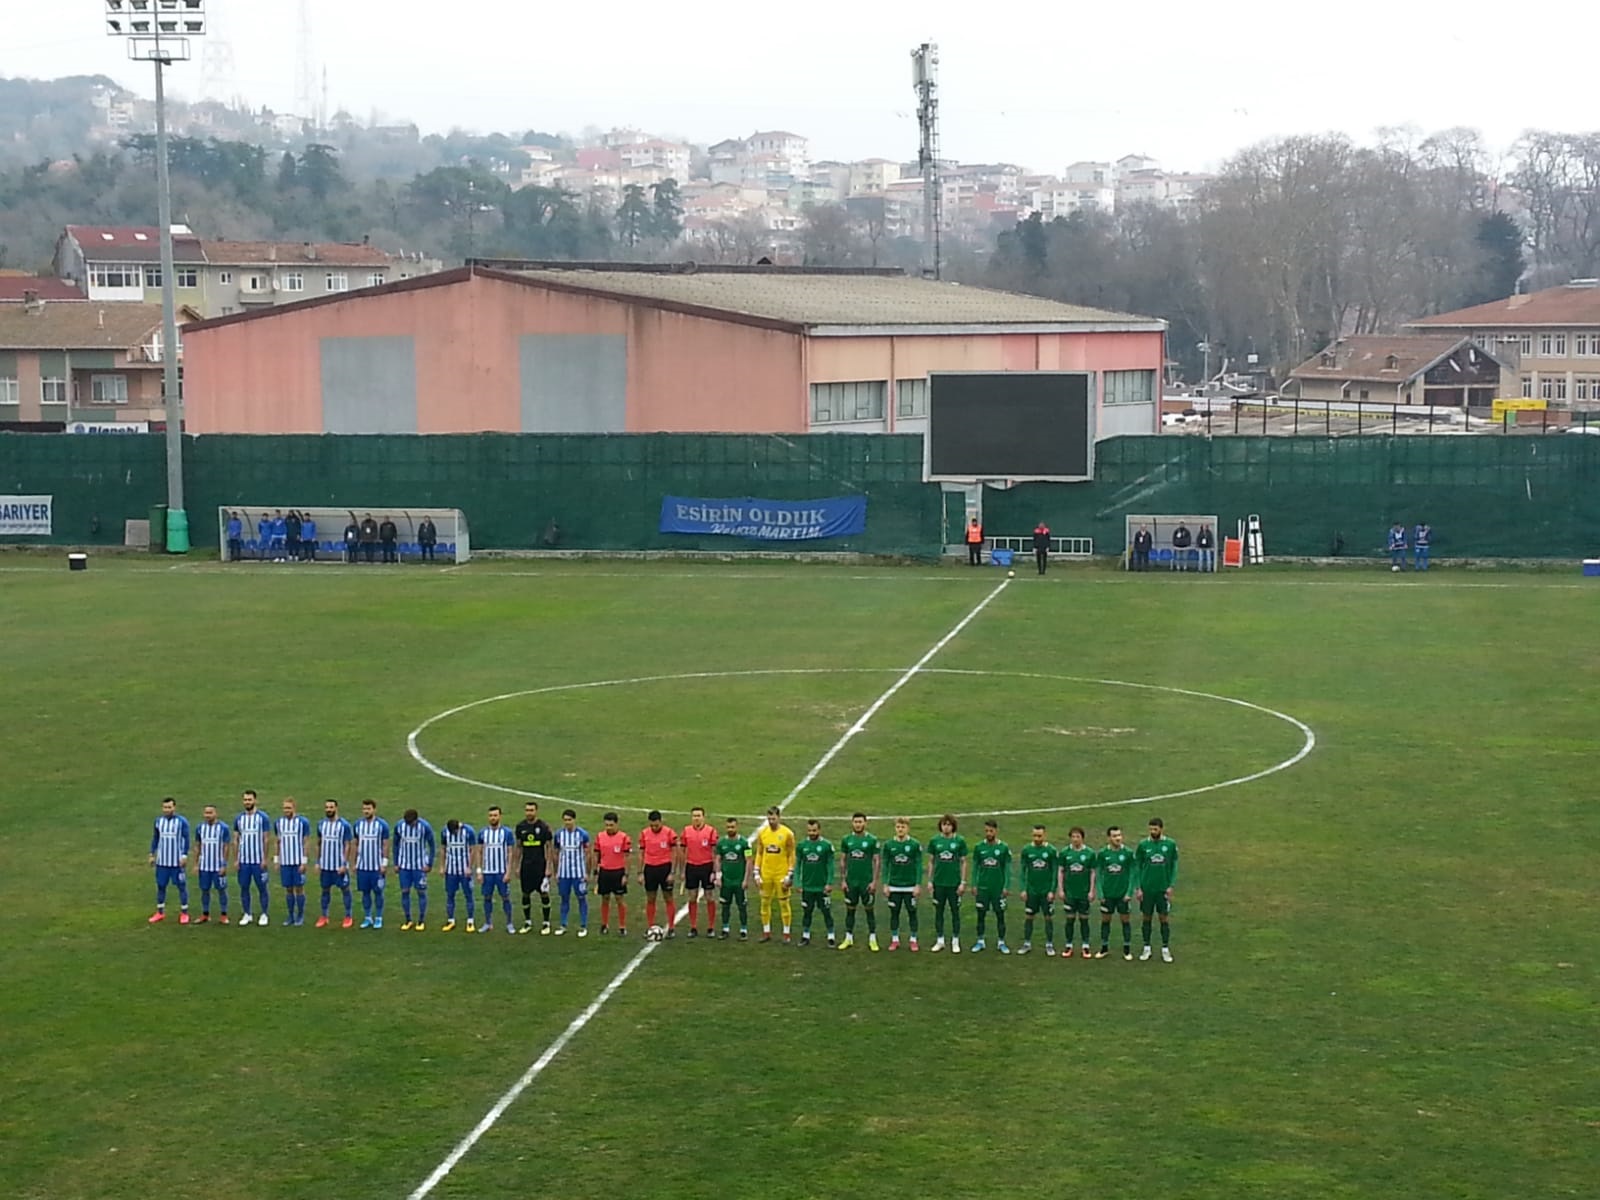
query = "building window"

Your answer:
(175, 267), (199, 289)
(144, 266), (162, 288)
(0, 378), (18, 405)
(218, 271), (233, 285)
(1539, 376), (1567, 401)
(896, 378), (928, 418)
(221, 306), (235, 315)
(88, 264), (141, 290)
(1517, 333), (1534, 357)
(244, 273), (268, 292)
(809, 380), (886, 423)
(1575, 332), (1597, 357)
(90, 375), (129, 405)
(326, 273), (349, 292)
(281, 271), (305, 293)
(1103, 369), (1156, 405)
(40, 378), (68, 407)
(1575, 376), (1597, 401)
(1539, 332), (1566, 357)
(367, 272), (386, 288)
(1359, 388), (1371, 401)
(1521, 376), (1534, 398)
